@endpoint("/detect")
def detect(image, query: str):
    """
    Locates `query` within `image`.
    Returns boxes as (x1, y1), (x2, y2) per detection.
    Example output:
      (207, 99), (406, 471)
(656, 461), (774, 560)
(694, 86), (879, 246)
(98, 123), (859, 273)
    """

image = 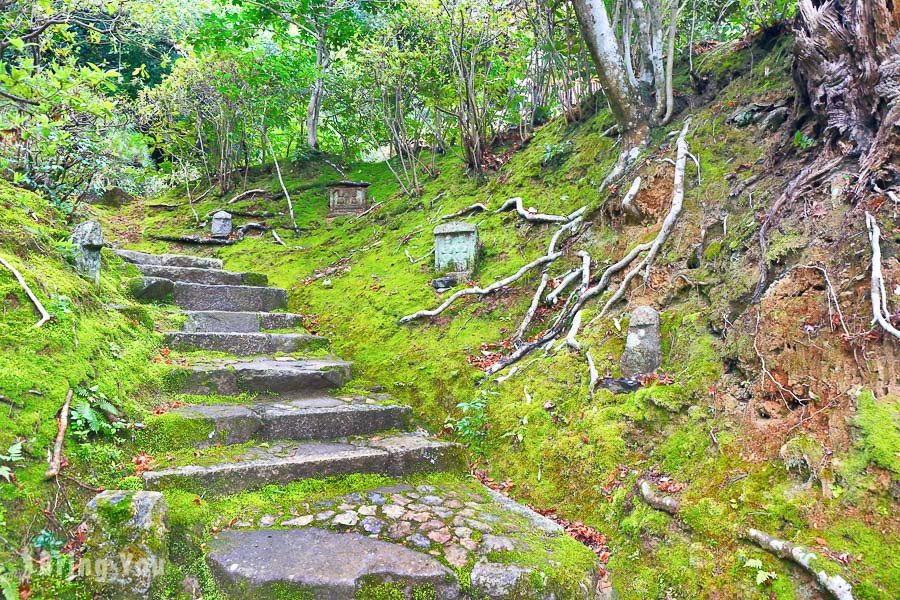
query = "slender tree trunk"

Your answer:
(571, 0), (648, 138)
(306, 23), (330, 150)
